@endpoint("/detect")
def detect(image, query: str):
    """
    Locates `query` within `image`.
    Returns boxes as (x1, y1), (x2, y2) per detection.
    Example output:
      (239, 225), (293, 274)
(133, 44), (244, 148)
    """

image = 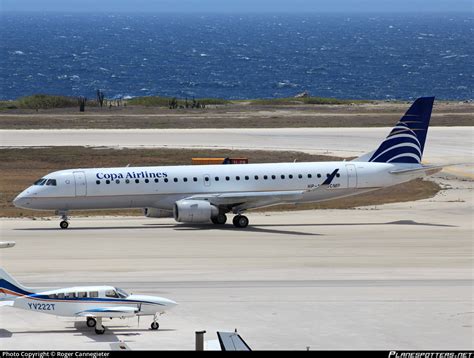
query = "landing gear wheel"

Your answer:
(211, 213), (227, 225)
(60, 221), (69, 229)
(233, 215), (249, 228)
(151, 321), (159, 330)
(95, 327), (105, 335)
(86, 317), (97, 328)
